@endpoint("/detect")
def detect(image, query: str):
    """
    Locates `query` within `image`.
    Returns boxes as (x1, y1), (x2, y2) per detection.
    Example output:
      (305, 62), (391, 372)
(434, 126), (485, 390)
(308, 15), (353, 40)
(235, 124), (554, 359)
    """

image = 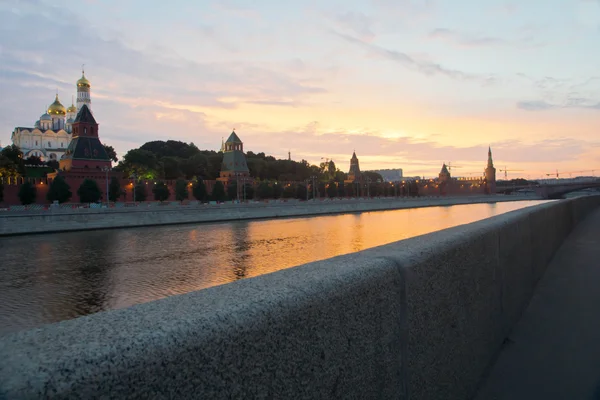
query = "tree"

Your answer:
(257, 181), (273, 199)
(0, 181), (4, 202)
(134, 183), (147, 202)
(18, 182), (36, 205)
(78, 179), (102, 203)
(109, 177), (121, 202)
(282, 184), (295, 198)
(175, 179), (188, 202)
(326, 181), (338, 198)
(227, 182), (238, 200)
(295, 184), (307, 200)
(0, 155), (19, 178)
(211, 181), (226, 202)
(273, 182), (283, 199)
(153, 181), (170, 202)
(103, 144), (118, 163)
(337, 181), (346, 197)
(46, 176), (72, 203)
(192, 179), (207, 201)
(243, 183), (254, 201)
